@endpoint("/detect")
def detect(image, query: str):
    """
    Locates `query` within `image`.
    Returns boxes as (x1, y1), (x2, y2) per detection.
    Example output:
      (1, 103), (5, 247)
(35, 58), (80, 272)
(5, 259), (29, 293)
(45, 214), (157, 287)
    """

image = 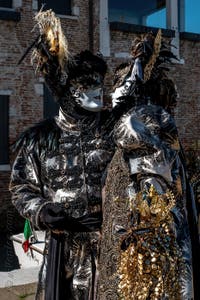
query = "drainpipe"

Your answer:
(89, 0), (94, 53)
(99, 0), (110, 56)
(166, 0), (184, 63)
